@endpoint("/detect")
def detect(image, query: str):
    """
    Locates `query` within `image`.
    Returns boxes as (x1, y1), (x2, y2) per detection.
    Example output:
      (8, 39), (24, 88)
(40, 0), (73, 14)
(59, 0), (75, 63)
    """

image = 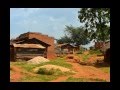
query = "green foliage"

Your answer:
(78, 8), (110, 42)
(37, 68), (57, 75)
(89, 49), (102, 55)
(57, 25), (90, 45)
(57, 35), (71, 44)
